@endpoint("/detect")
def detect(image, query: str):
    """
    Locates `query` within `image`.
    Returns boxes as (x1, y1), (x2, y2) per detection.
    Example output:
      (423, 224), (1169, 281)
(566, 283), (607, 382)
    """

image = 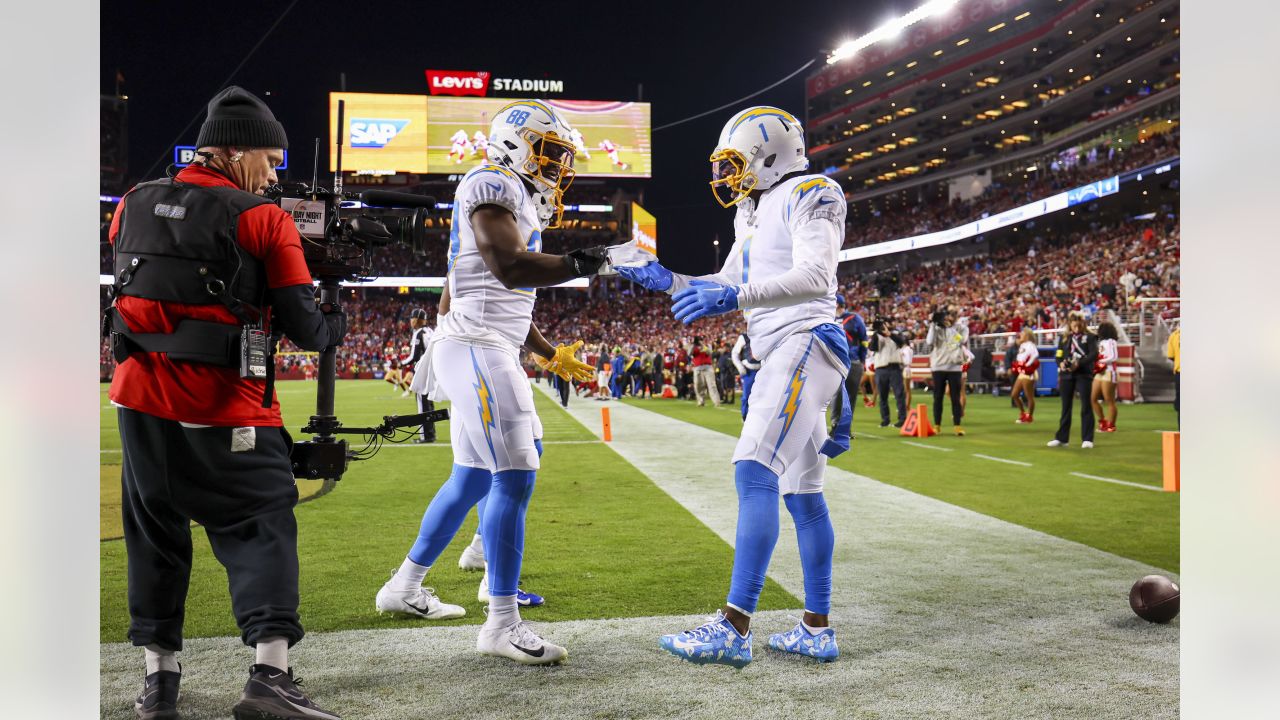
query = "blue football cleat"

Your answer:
(478, 574), (546, 607)
(516, 588), (545, 607)
(767, 622), (839, 662)
(659, 611), (752, 668)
